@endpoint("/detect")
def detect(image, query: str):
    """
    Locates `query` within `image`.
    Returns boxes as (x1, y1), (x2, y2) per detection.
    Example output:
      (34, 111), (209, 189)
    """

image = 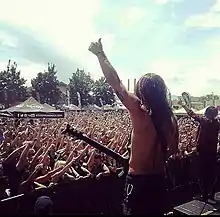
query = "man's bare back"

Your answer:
(88, 38), (177, 215)
(88, 38), (178, 175)
(128, 108), (166, 175)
